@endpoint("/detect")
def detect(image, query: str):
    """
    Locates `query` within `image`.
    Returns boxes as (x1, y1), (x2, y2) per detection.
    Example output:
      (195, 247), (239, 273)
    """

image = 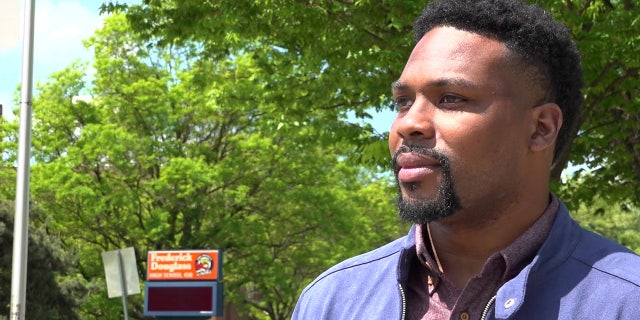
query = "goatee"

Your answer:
(392, 145), (461, 225)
